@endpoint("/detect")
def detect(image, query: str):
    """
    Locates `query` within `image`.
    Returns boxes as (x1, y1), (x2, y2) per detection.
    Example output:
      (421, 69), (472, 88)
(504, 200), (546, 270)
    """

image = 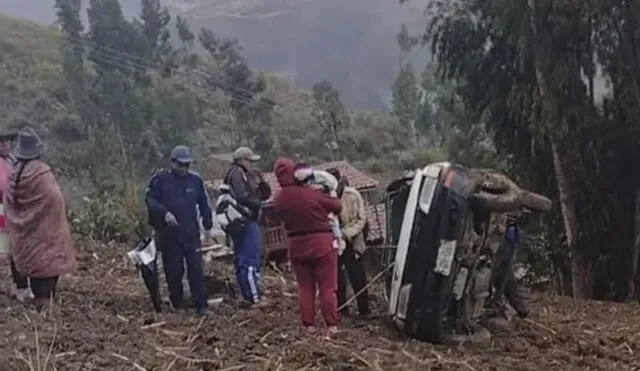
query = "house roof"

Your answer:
(209, 160), (379, 199)
(365, 203), (386, 244)
(261, 161), (379, 195)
